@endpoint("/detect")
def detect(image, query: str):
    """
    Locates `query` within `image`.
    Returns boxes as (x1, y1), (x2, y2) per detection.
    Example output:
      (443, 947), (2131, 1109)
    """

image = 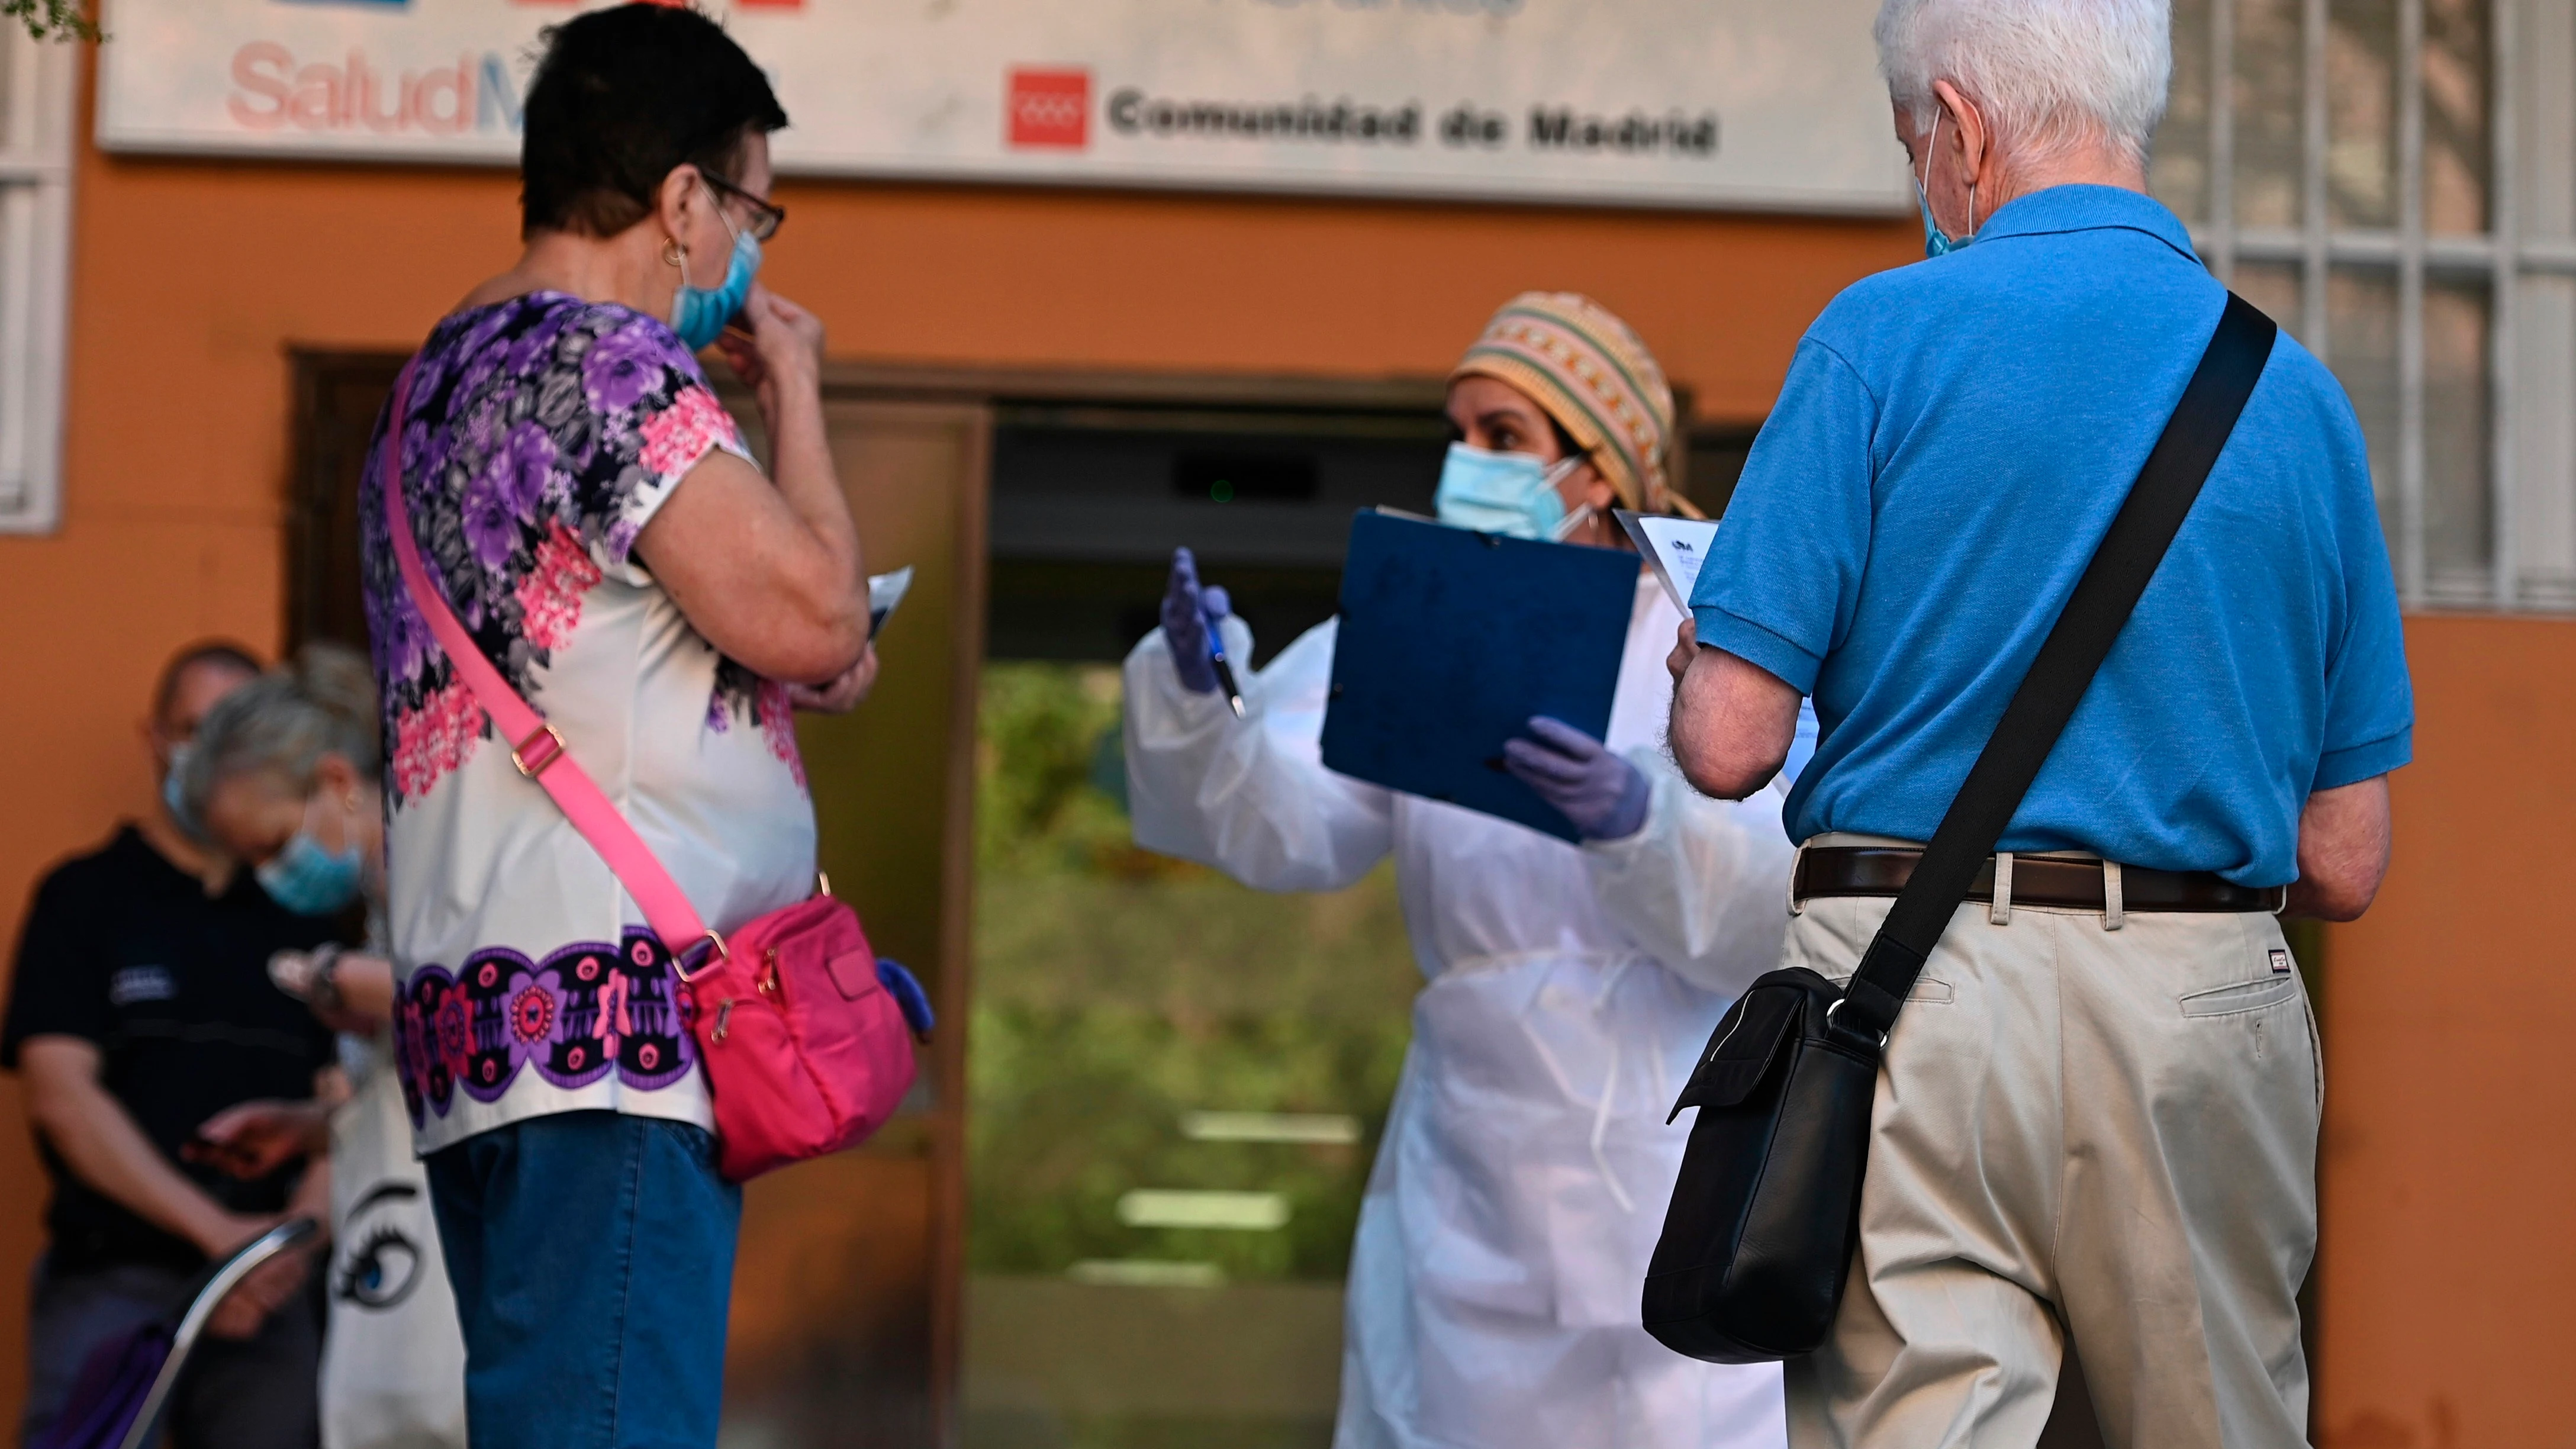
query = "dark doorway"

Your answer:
(285, 352), (404, 653)
(984, 398), (1450, 666)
